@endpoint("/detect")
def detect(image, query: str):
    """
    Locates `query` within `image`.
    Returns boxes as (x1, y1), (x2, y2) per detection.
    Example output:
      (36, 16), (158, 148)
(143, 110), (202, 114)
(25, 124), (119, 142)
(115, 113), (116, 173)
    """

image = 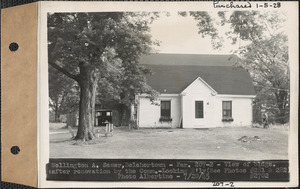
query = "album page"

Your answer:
(37, 1), (298, 188)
